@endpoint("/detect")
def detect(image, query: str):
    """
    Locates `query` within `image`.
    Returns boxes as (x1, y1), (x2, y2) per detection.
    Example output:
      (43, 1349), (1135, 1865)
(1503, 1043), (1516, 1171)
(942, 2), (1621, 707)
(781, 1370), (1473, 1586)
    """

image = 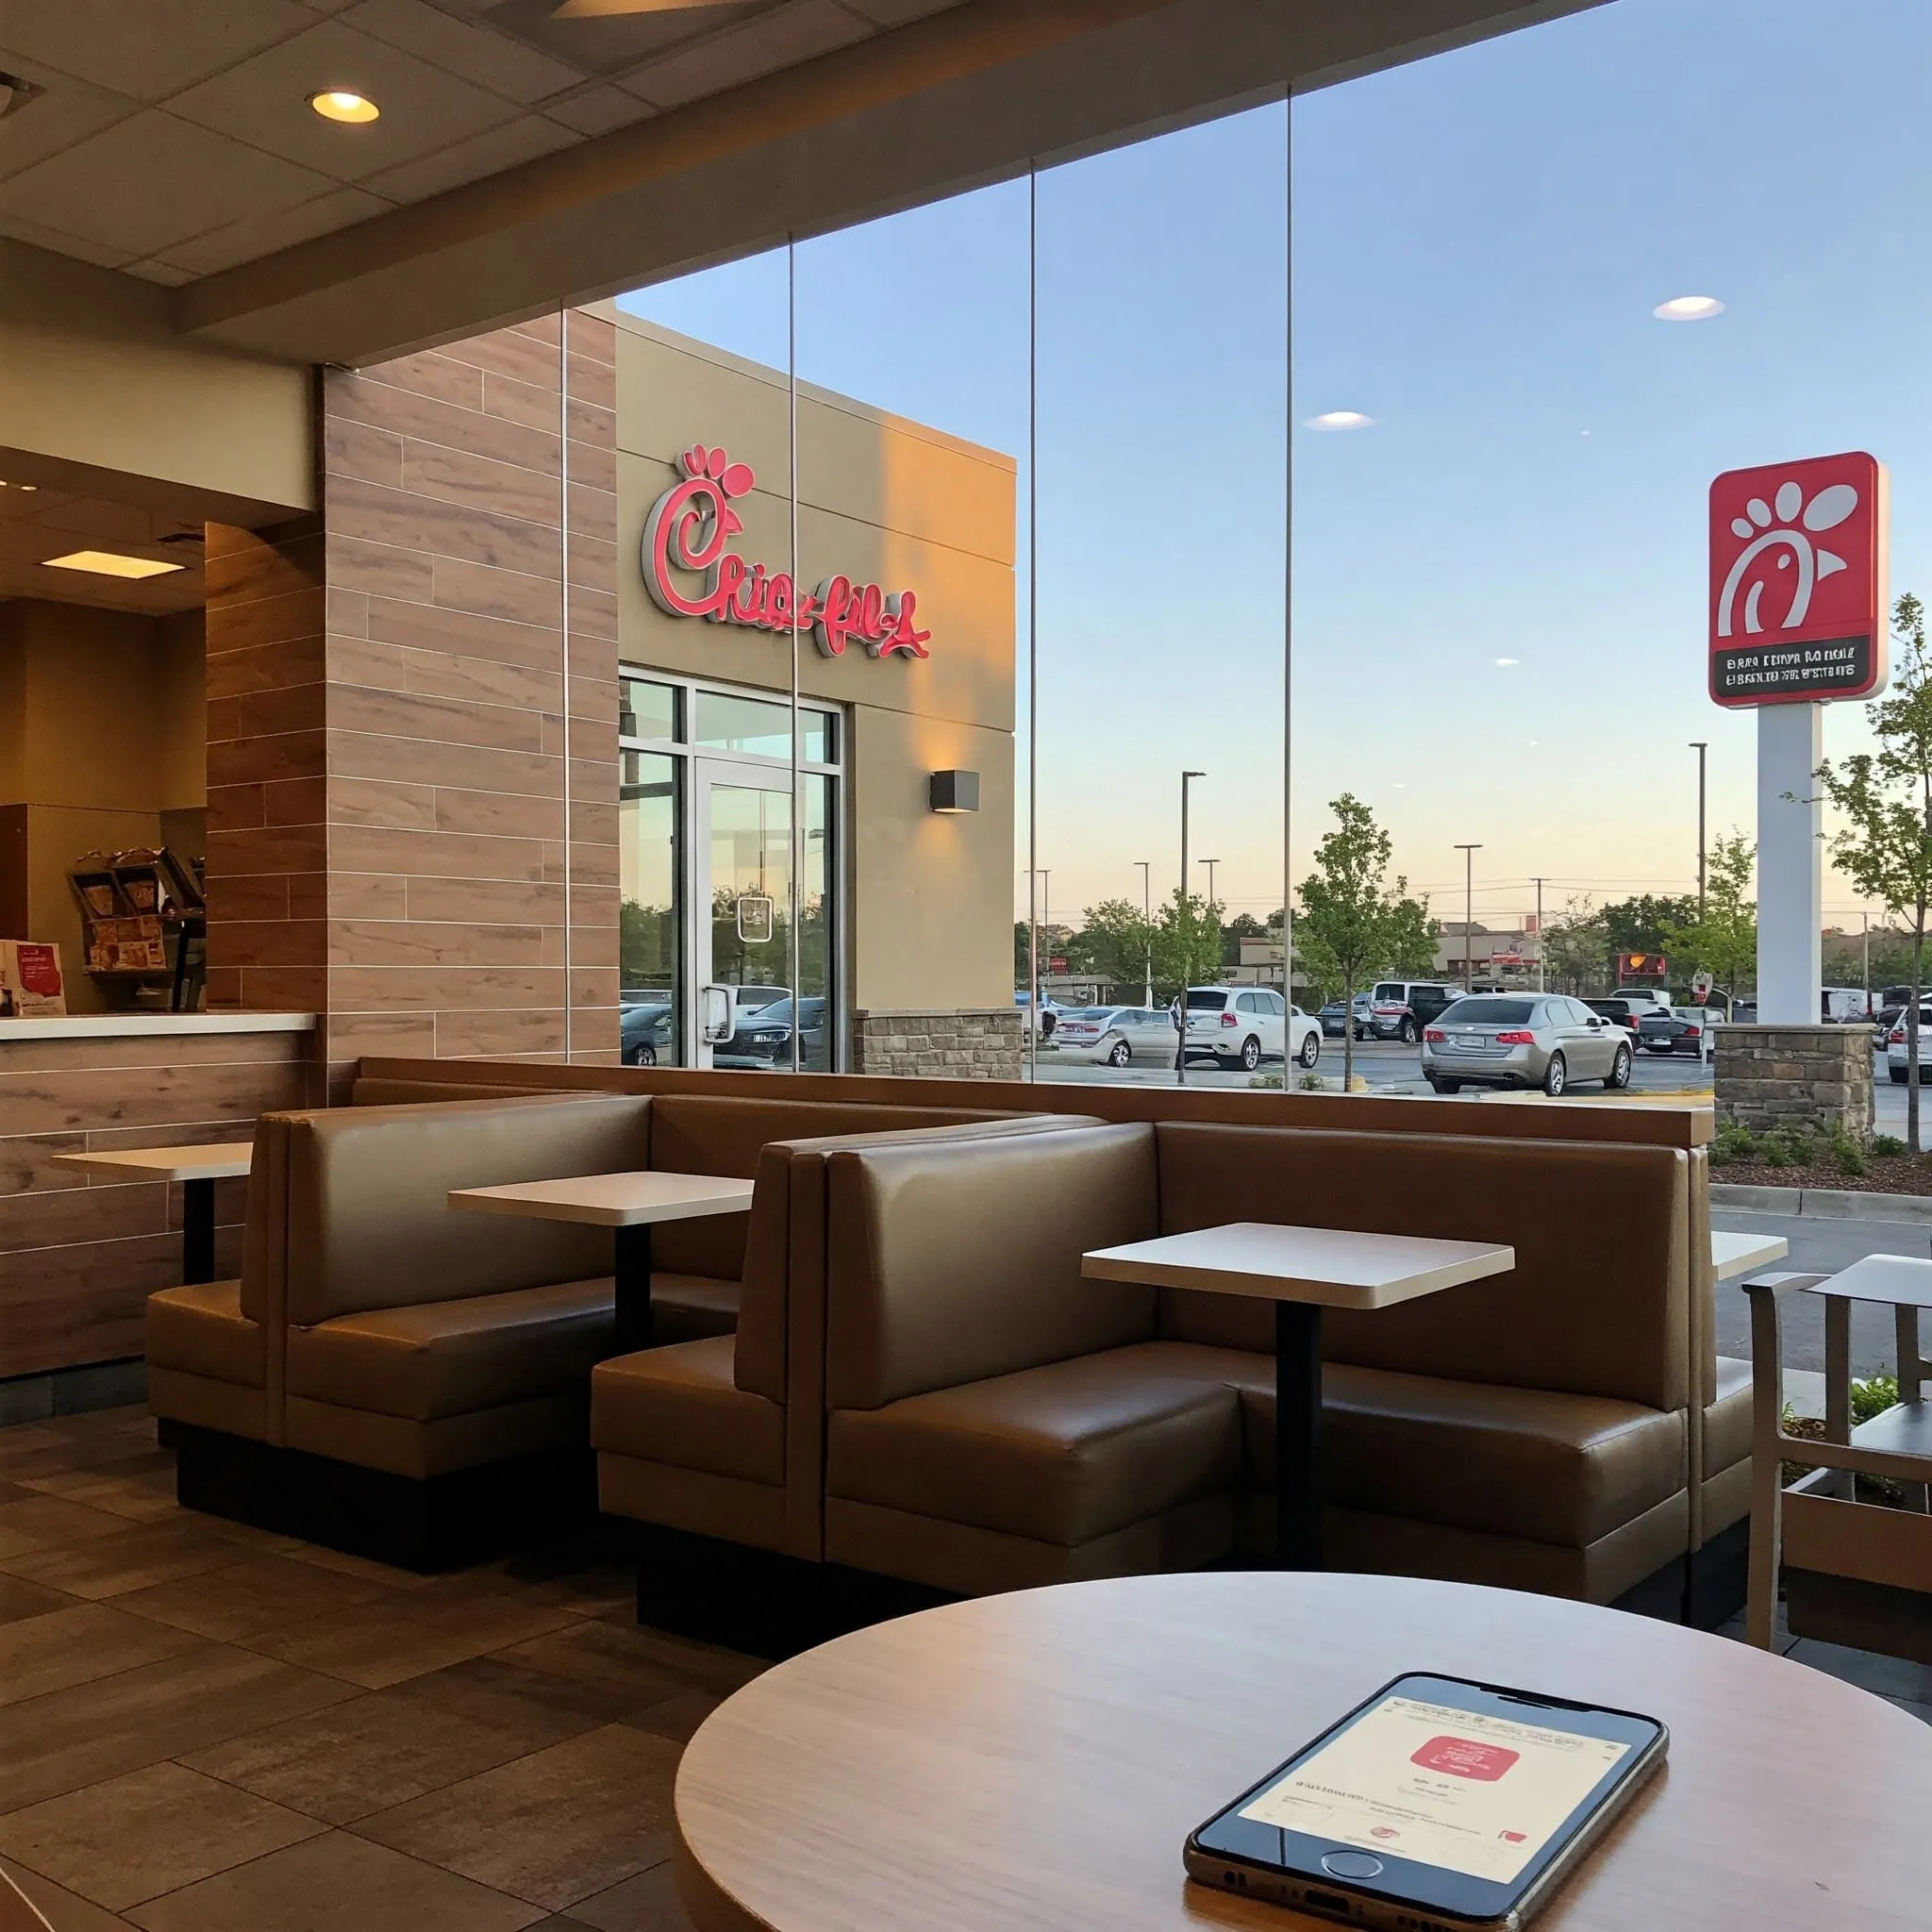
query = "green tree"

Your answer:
(1066, 898), (1157, 1000)
(1383, 893), (1441, 978)
(1150, 889), (1223, 1015)
(1813, 592), (1932, 1148)
(1541, 895), (1609, 994)
(1602, 893), (1699, 975)
(1659, 833), (1756, 1015)
(1295, 793), (1415, 1091)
